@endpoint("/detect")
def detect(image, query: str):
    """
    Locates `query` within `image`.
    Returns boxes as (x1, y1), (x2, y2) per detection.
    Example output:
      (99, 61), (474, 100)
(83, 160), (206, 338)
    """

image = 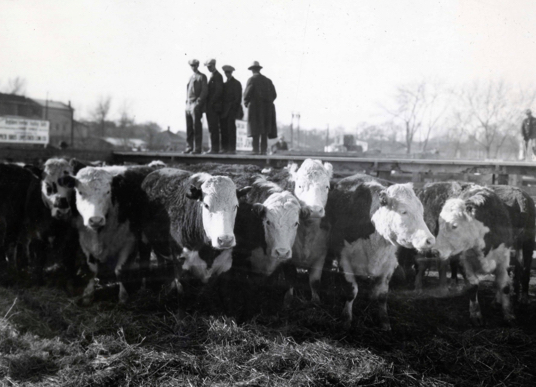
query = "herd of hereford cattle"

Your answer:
(0, 158), (534, 331)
